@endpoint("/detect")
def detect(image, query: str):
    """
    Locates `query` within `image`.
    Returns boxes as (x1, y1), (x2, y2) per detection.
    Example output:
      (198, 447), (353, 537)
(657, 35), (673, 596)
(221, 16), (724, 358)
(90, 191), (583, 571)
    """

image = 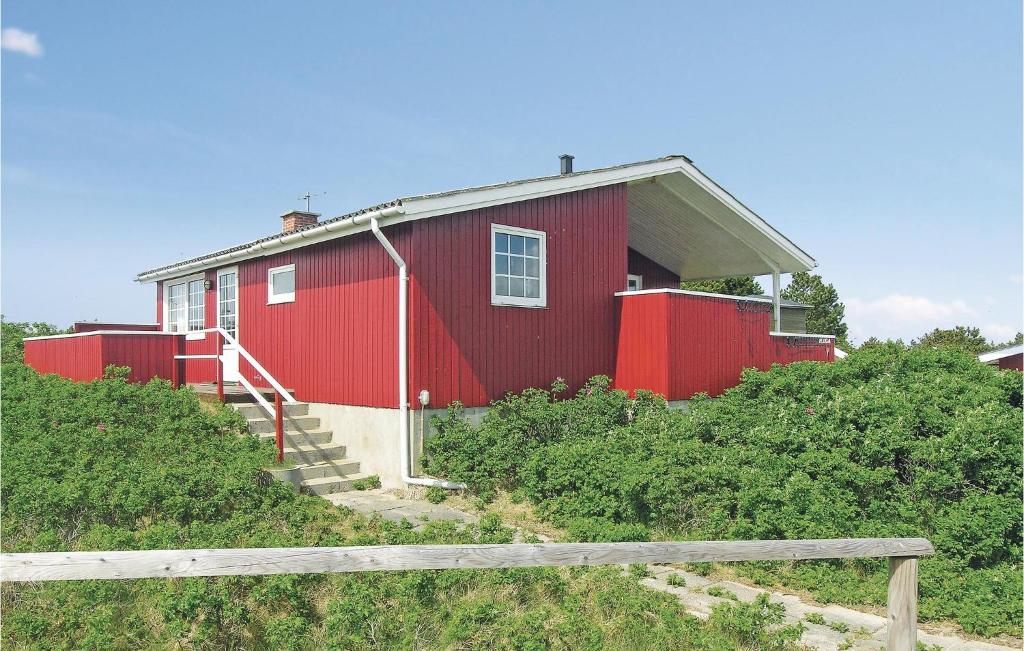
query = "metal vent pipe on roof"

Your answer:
(559, 154), (574, 175)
